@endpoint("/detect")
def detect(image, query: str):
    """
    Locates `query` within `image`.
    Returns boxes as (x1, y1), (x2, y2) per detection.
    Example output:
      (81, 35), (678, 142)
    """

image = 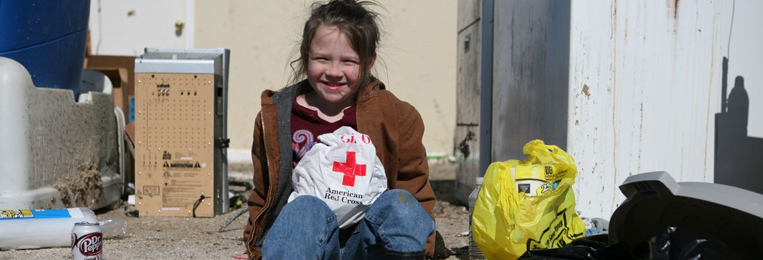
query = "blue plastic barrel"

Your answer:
(0, 0), (91, 99)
